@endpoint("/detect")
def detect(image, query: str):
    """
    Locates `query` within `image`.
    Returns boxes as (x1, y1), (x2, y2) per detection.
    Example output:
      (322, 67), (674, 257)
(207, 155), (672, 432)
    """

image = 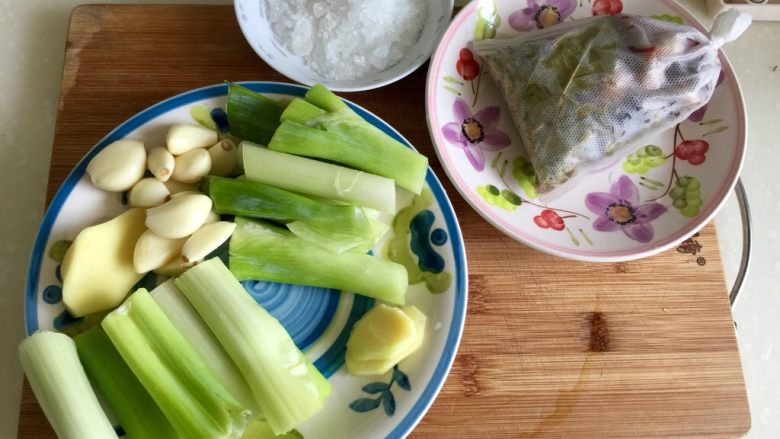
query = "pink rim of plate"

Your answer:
(425, 0), (746, 262)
